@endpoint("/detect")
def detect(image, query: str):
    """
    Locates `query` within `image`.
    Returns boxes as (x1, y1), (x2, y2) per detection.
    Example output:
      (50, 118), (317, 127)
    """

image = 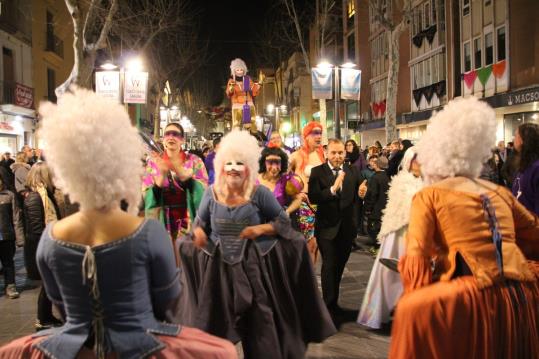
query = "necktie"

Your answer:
(333, 167), (341, 177)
